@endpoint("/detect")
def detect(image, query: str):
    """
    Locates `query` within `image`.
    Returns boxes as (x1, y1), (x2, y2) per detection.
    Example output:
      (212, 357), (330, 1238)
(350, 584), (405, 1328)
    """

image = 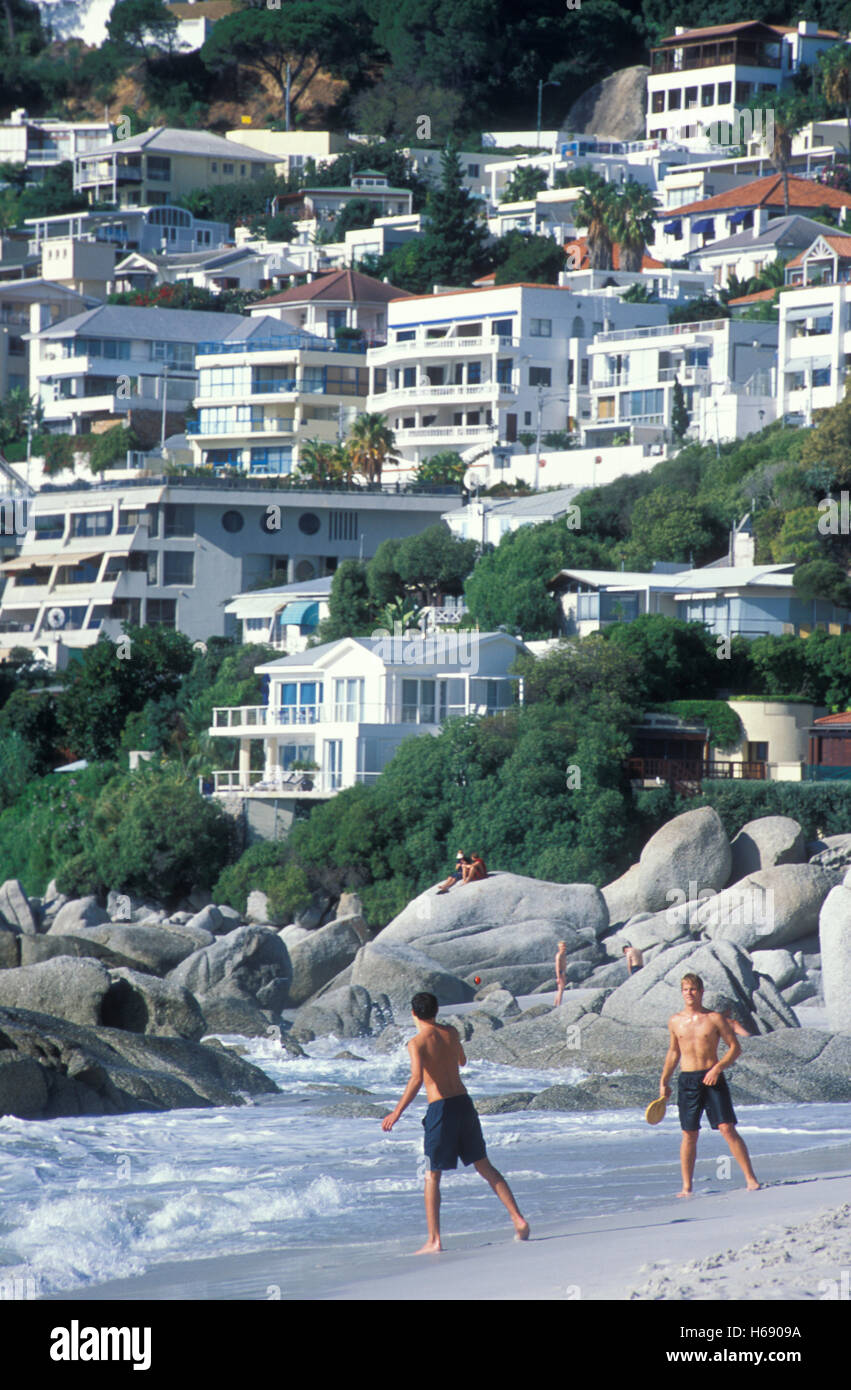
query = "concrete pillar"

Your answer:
(263, 737), (278, 775)
(239, 738), (251, 786)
